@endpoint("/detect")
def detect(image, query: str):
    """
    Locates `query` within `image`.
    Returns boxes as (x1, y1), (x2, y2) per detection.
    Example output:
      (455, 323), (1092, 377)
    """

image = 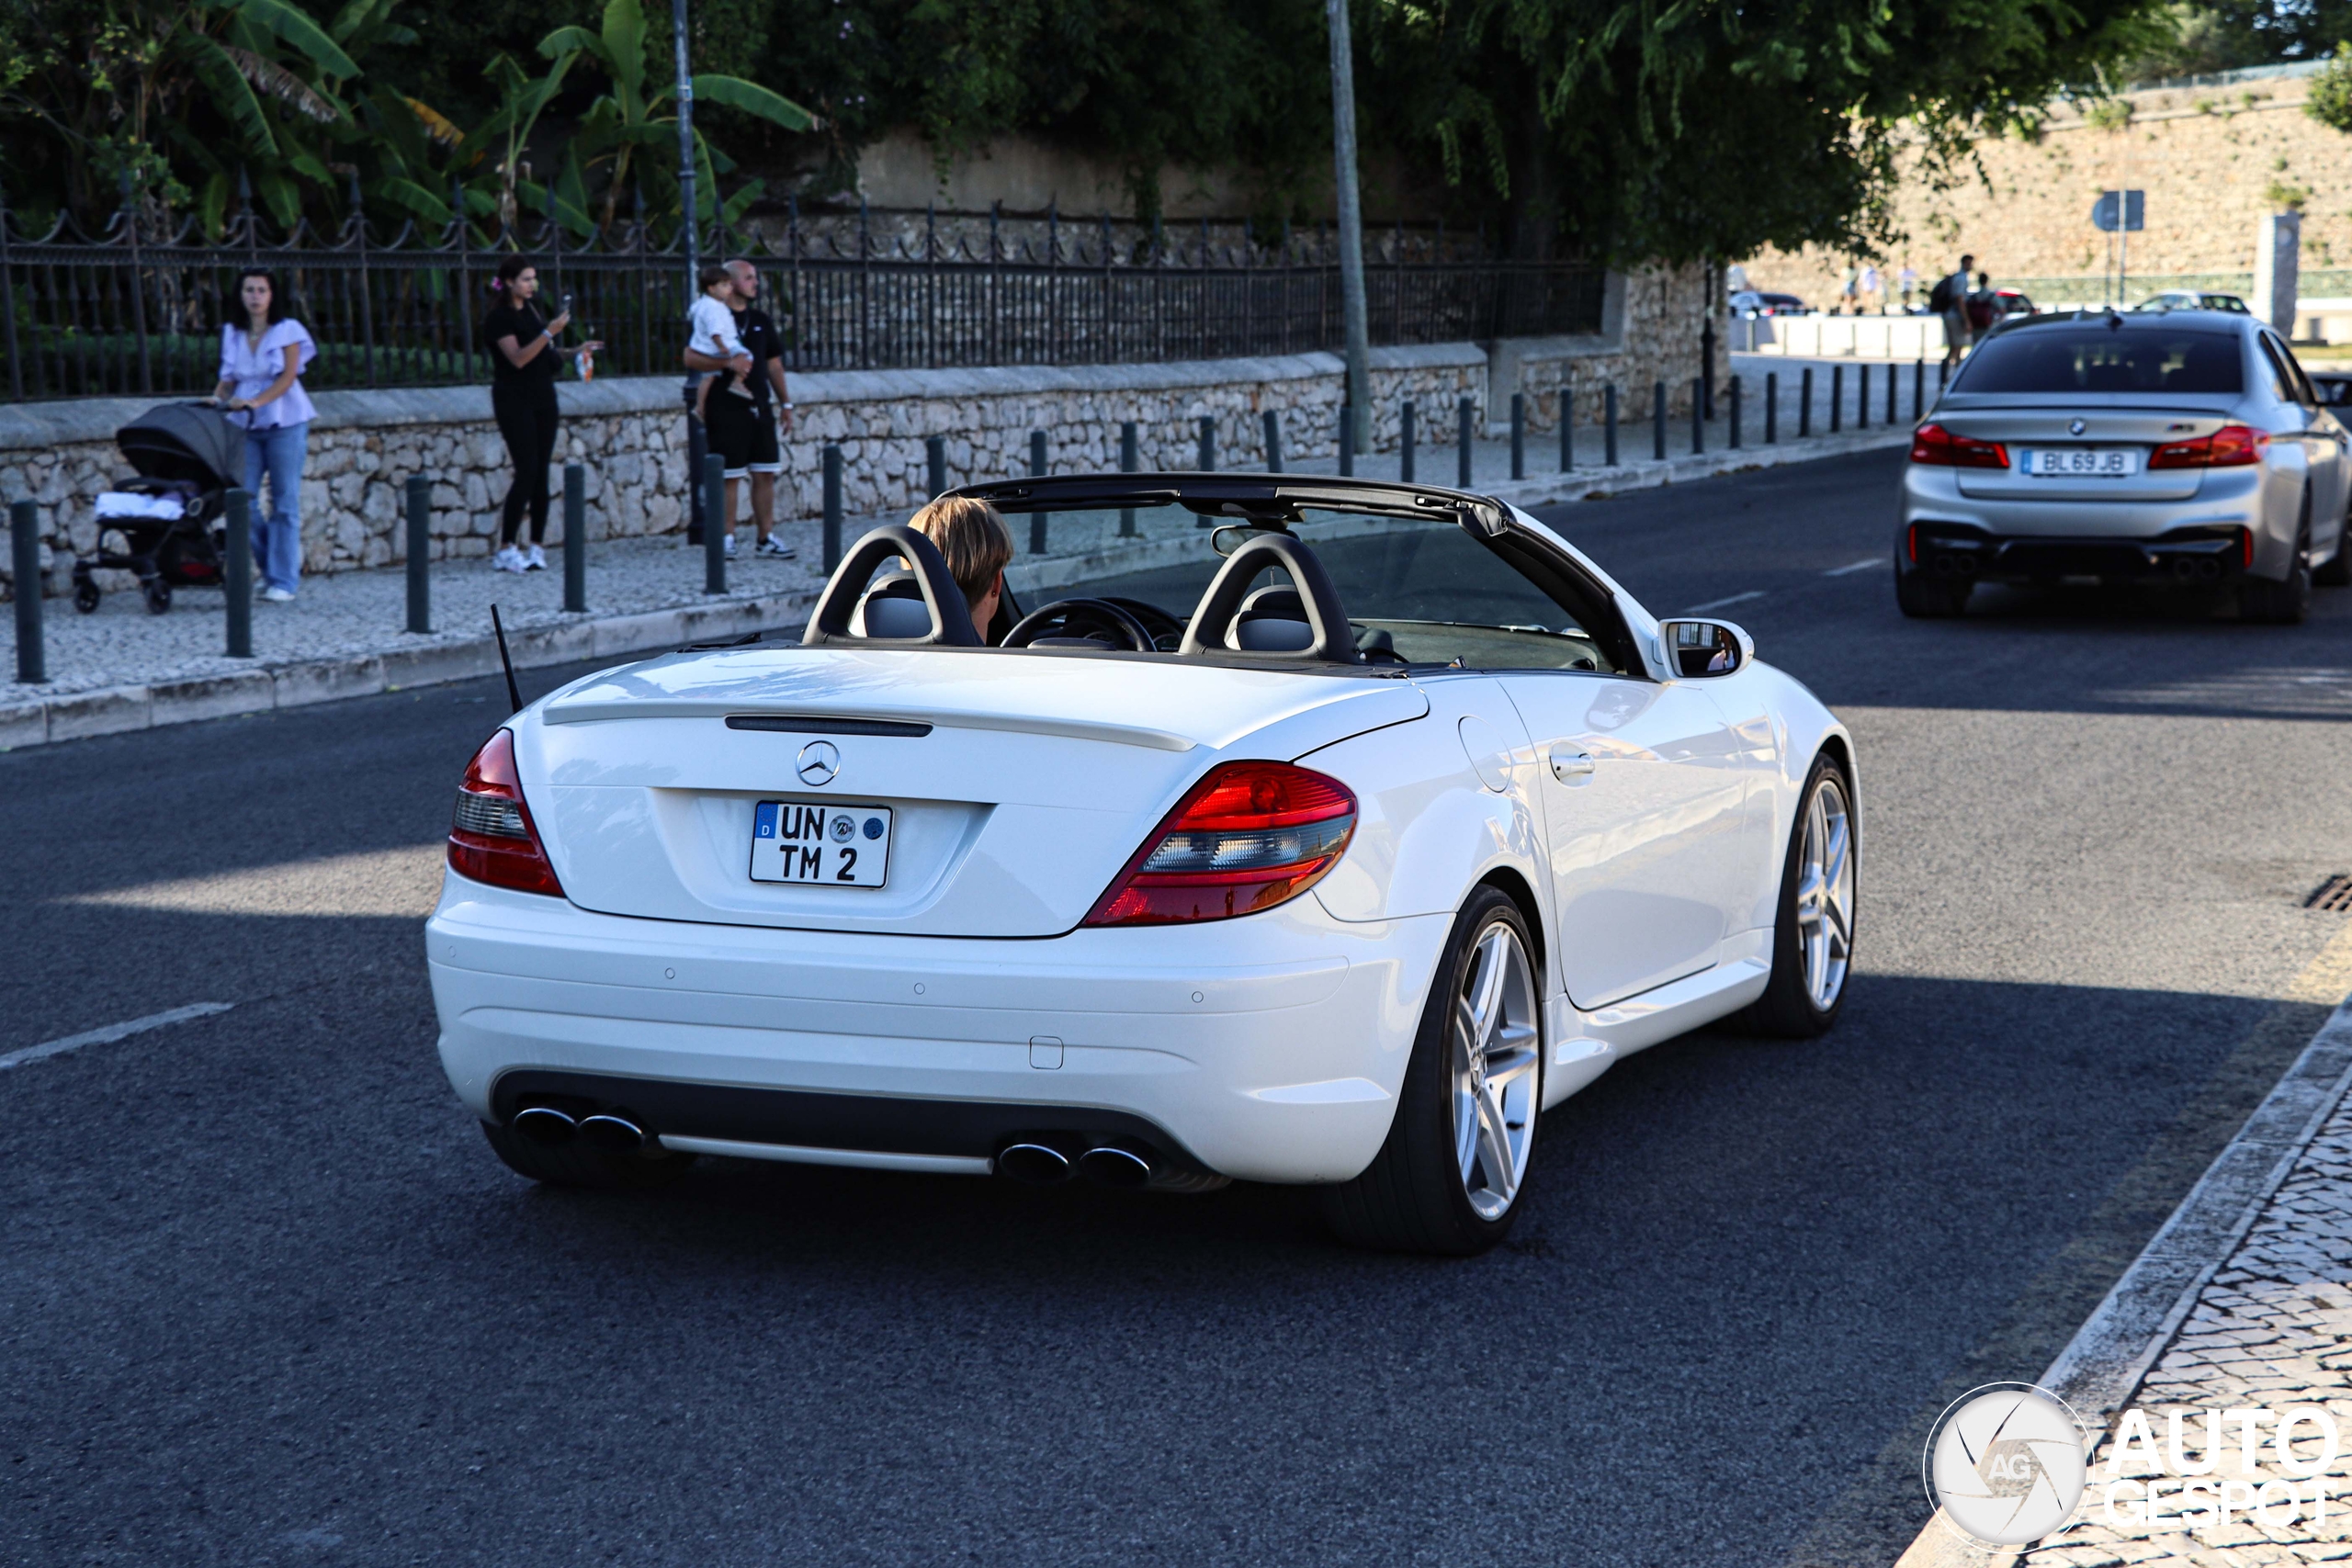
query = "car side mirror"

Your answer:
(1657, 618), (1754, 679)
